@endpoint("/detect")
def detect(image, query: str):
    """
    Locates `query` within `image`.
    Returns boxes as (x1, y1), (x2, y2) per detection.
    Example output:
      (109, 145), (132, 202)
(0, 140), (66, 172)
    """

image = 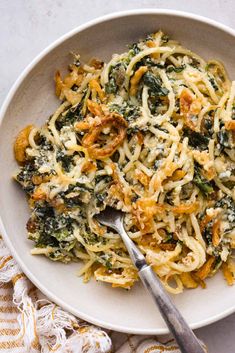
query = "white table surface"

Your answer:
(0, 1), (235, 351)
